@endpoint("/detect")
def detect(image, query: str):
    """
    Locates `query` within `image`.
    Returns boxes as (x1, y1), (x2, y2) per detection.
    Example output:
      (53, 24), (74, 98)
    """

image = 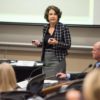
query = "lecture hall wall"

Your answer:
(0, 0), (100, 72)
